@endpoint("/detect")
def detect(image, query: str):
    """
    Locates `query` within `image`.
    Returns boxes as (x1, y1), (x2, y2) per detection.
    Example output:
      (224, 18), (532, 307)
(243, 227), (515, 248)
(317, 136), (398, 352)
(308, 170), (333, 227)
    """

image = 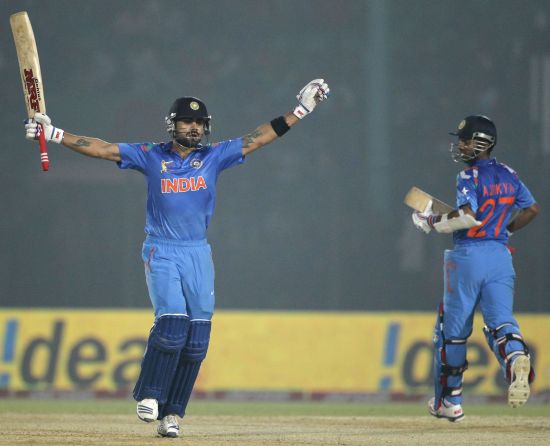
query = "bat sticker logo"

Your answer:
(24, 68), (40, 112)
